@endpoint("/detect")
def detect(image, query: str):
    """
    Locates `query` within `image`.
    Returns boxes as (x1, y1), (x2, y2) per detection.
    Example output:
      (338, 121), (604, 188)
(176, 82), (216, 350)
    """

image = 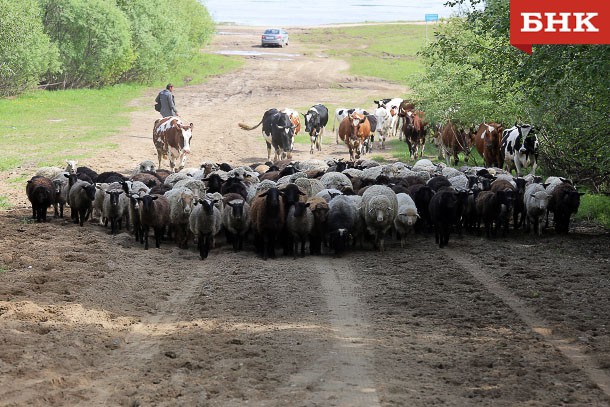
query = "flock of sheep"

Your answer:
(25, 156), (582, 259)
